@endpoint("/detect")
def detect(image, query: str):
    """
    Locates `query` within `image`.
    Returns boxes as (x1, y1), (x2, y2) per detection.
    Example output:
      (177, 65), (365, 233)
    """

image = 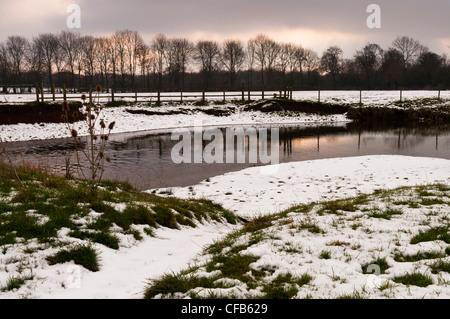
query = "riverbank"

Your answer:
(1, 91), (449, 299)
(0, 100), (348, 142)
(0, 155), (449, 299)
(1, 90), (449, 142)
